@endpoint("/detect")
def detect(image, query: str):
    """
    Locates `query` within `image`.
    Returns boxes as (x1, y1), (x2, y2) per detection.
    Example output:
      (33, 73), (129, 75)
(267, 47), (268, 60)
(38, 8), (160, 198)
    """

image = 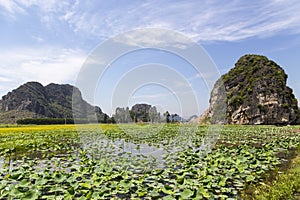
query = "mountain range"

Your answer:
(1, 54), (299, 125)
